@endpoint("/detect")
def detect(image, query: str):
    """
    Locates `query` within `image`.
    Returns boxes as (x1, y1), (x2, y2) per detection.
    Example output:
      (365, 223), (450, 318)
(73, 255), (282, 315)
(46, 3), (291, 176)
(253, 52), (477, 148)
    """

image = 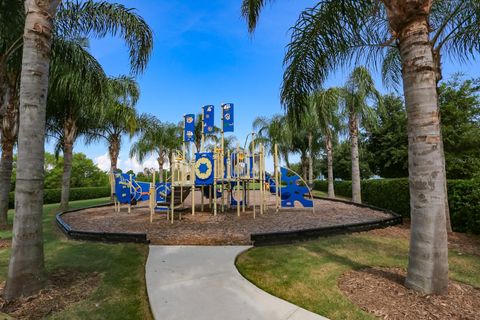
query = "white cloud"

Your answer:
(94, 153), (111, 171)
(94, 152), (164, 173)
